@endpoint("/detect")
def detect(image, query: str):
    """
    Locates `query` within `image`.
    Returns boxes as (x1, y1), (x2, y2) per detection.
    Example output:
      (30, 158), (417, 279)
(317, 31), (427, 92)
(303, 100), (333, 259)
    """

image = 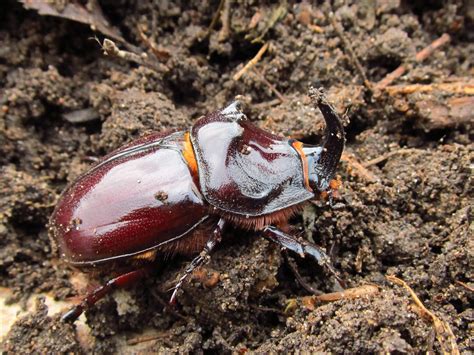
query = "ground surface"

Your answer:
(0, 0), (472, 353)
